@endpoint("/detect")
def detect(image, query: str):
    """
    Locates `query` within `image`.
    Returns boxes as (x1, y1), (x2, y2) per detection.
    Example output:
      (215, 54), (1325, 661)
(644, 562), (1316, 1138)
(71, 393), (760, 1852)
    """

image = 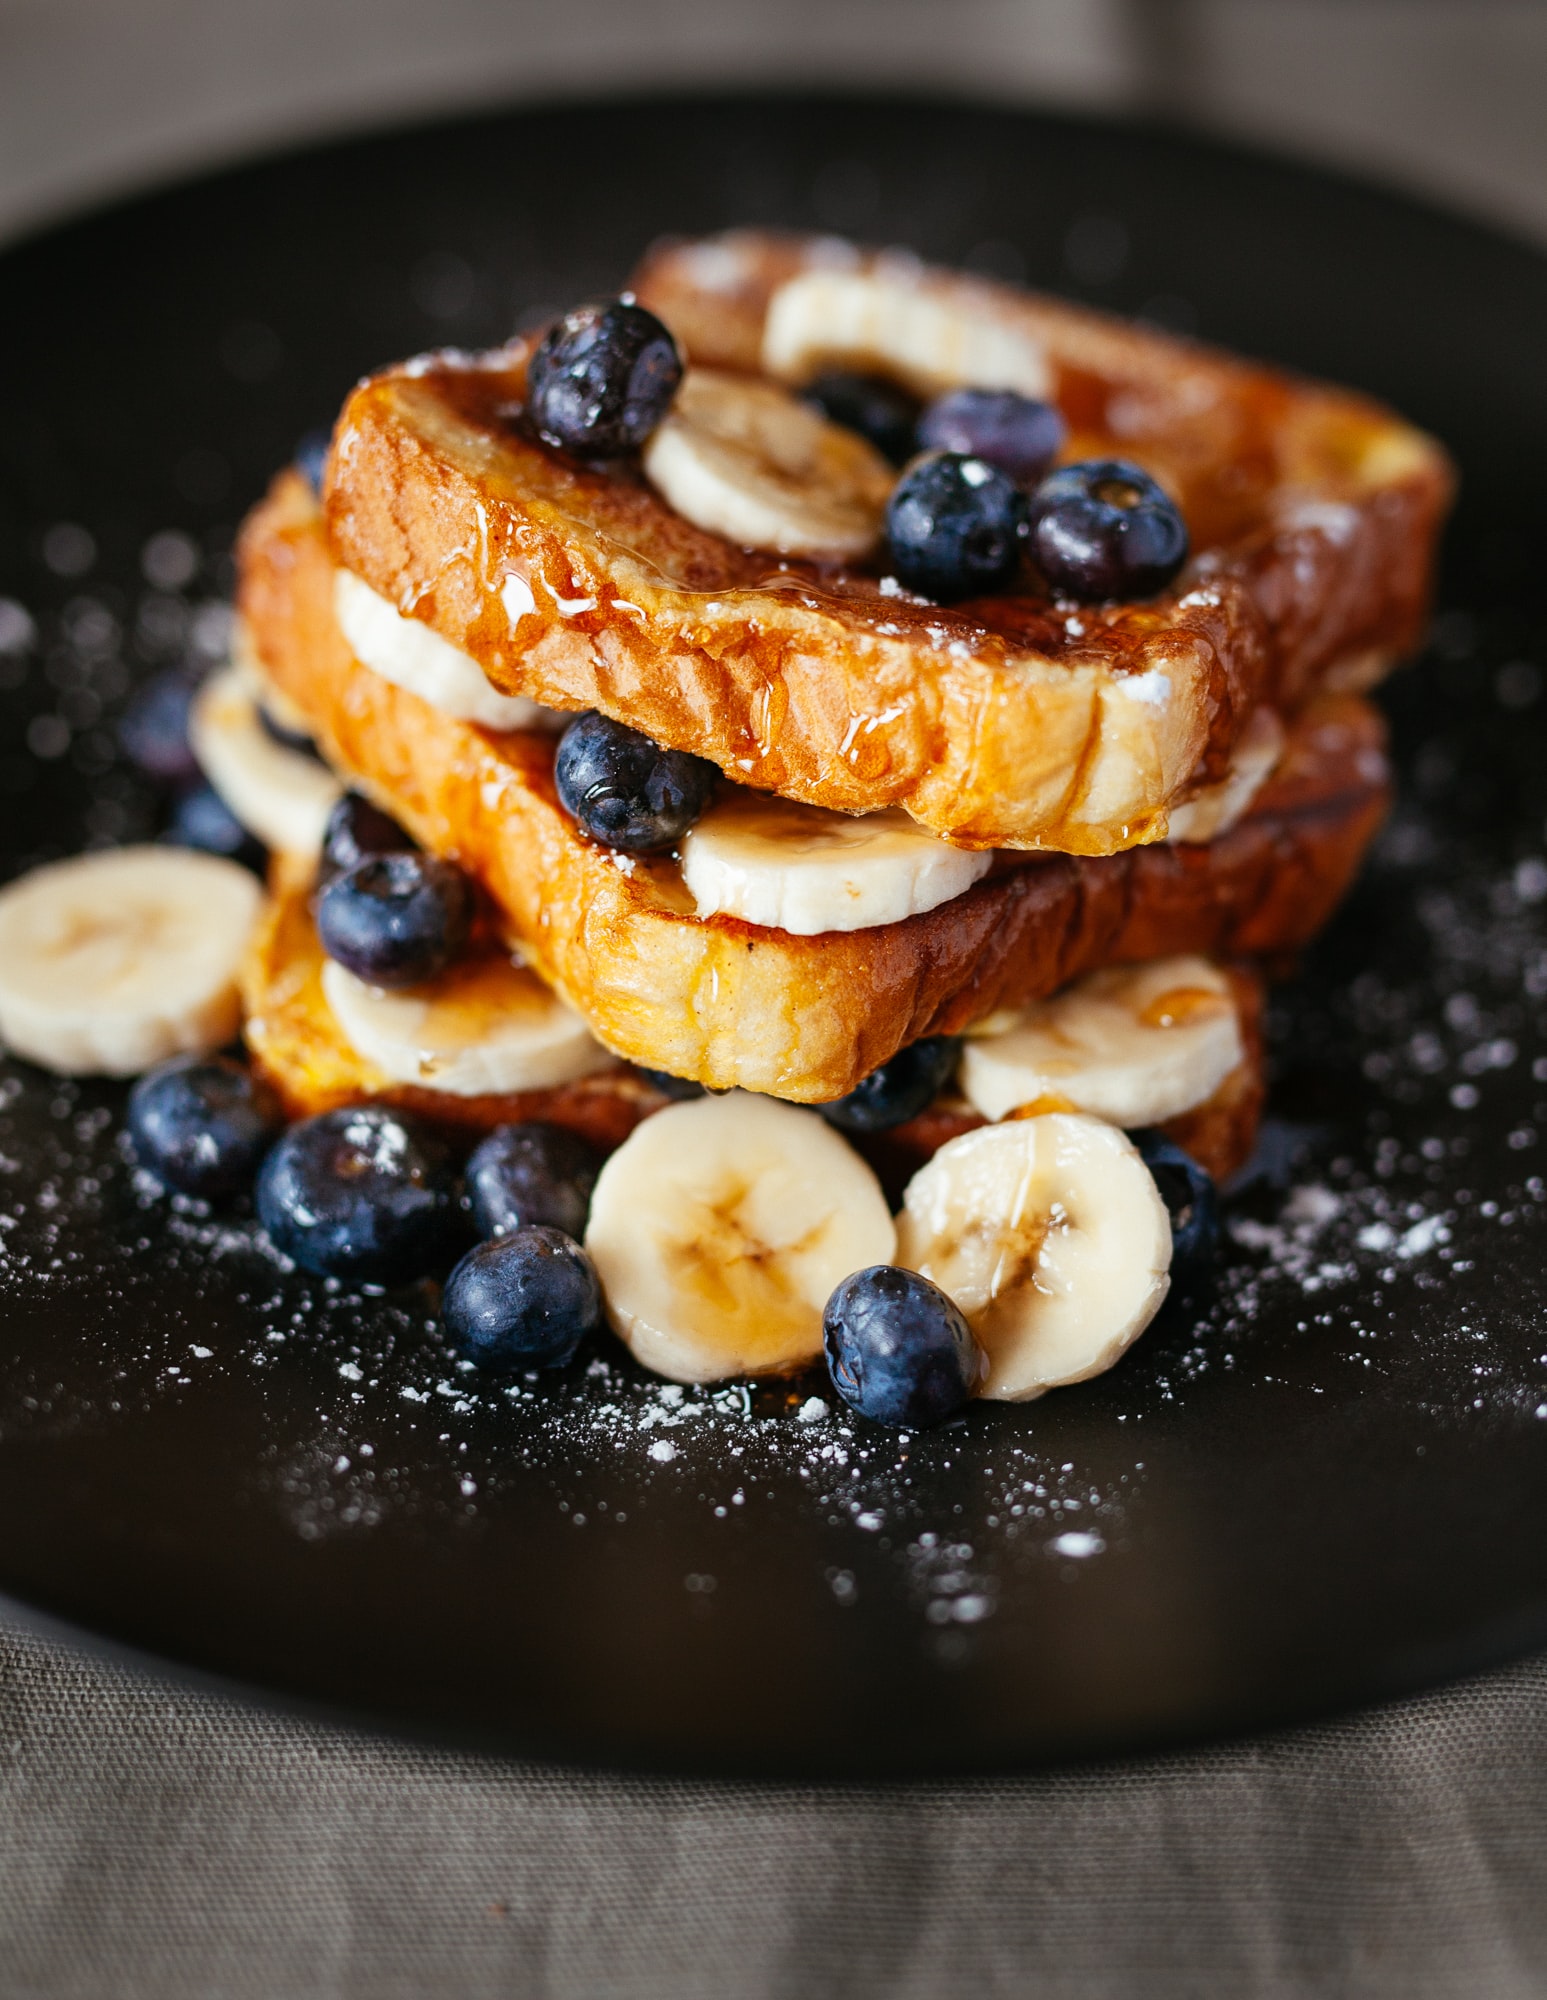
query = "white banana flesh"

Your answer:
(762, 267), (1051, 401)
(1166, 706), (1284, 843)
(679, 791), (992, 934)
(321, 953), (613, 1098)
(641, 367), (894, 560)
(0, 846), (262, 1076)
(960, 955), (1243, 1128)
(896, 1114), (1171, 1402)
(333, 569), (564, 732)
(585, 1092), (895, 1383)
(190, 661), (344, 856)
